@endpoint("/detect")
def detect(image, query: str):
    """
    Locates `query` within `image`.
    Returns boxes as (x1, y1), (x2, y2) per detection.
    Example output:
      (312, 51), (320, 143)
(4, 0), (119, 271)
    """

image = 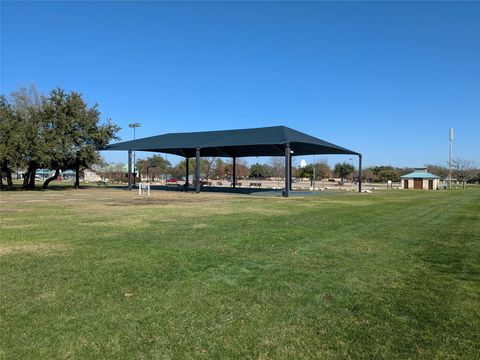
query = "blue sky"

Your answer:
(1, 1), (479, 168)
